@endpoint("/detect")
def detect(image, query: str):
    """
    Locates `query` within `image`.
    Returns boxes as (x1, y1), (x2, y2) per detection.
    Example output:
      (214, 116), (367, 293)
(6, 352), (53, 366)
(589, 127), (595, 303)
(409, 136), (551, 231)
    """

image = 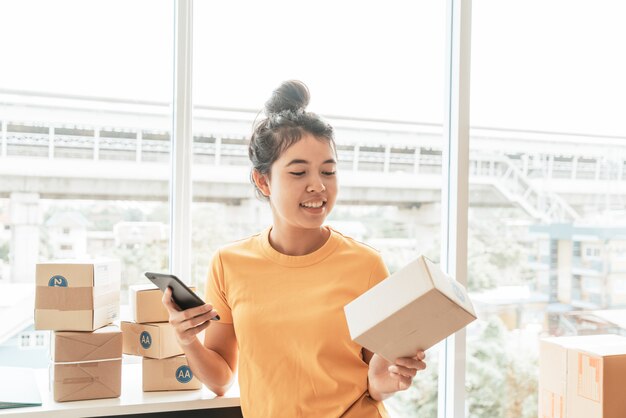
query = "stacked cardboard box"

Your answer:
(539, 334), (626, 418)
(121, 284), (201, 391)
(51, 326), (122, 402)
(34, 259), (122, 402)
